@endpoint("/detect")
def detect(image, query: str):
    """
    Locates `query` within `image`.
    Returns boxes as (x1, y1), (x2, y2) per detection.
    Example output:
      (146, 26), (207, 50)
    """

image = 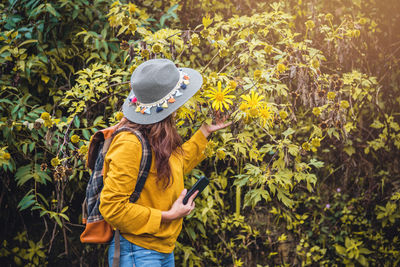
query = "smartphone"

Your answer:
(182, 176), (209, 205)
